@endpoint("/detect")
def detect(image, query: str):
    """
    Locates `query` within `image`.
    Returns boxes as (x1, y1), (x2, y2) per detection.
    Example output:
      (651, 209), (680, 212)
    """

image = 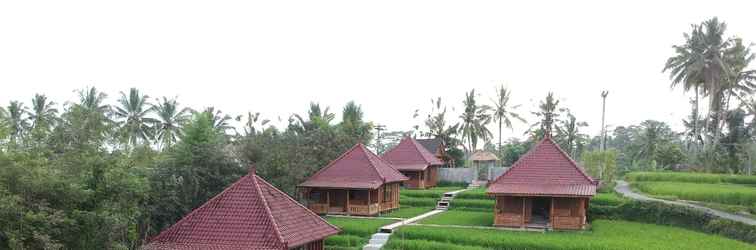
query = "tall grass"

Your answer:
(385, 220), (755, 250)
(379, 206), (433, 218)
(632, 181), (756, 206)
(627, 172), (756, 185)
(324, 217), (397, 249)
